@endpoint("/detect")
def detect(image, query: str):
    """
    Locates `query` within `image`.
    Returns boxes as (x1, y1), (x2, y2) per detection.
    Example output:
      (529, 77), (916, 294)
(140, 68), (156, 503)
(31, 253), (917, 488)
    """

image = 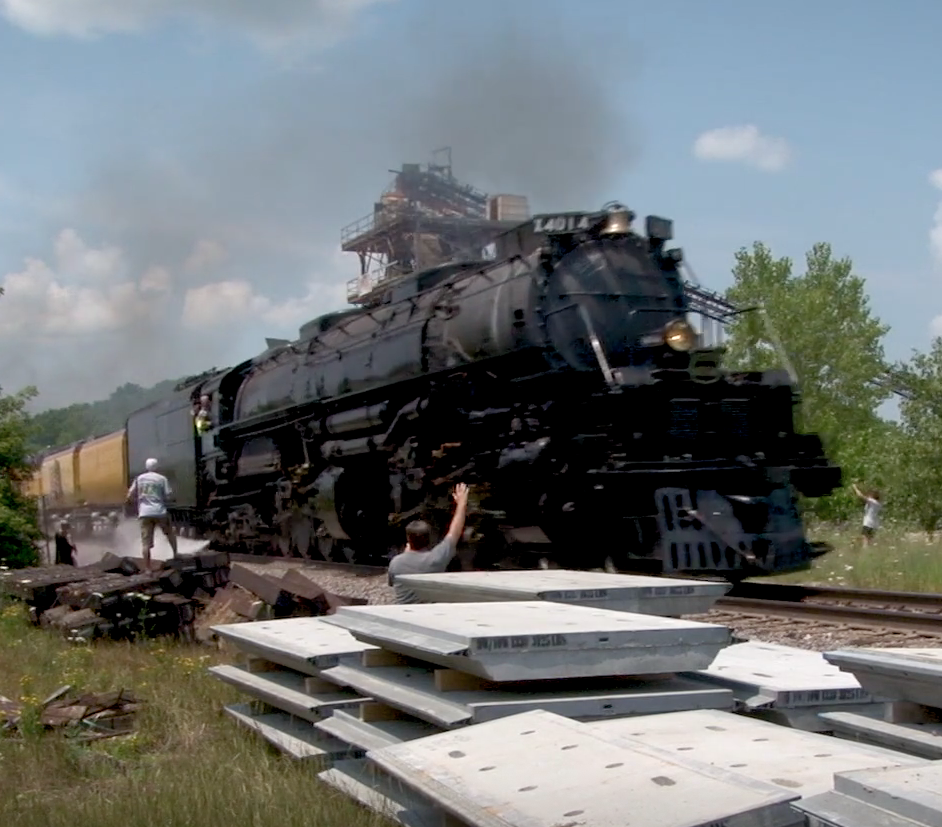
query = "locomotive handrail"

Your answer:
(341, 211), (395, 244)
